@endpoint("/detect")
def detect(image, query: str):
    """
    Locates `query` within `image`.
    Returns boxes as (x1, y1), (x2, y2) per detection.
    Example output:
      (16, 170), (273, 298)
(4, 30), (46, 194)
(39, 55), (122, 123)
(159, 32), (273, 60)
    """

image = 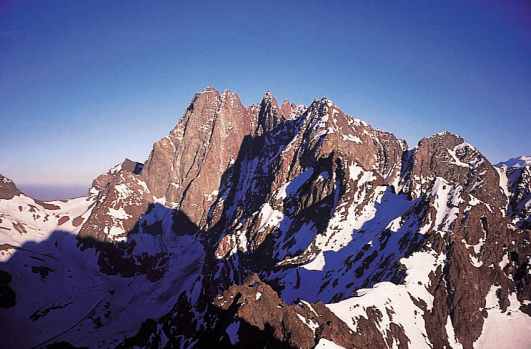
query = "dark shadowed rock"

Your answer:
(1, 88), (530, 349)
